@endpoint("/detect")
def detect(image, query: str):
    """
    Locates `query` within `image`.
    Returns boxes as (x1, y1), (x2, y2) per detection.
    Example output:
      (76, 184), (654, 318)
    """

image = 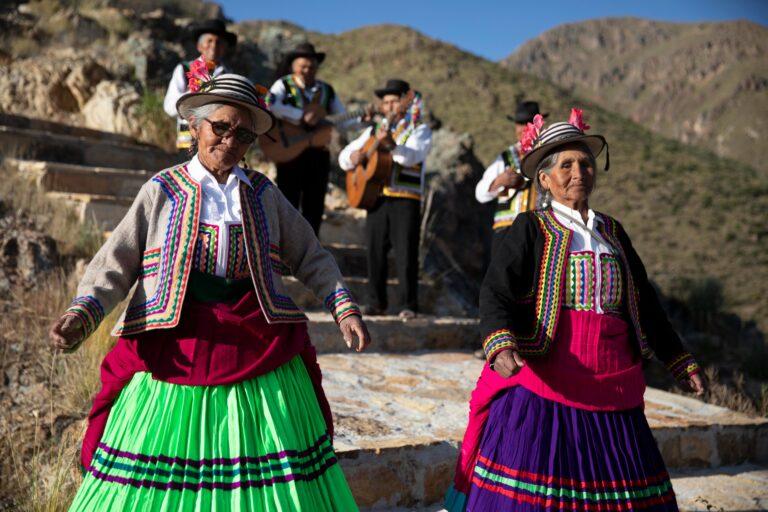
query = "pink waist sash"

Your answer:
(80, 291), (331, 469)
(452, 309), (645, 496)
(510, 309), (645, 411)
